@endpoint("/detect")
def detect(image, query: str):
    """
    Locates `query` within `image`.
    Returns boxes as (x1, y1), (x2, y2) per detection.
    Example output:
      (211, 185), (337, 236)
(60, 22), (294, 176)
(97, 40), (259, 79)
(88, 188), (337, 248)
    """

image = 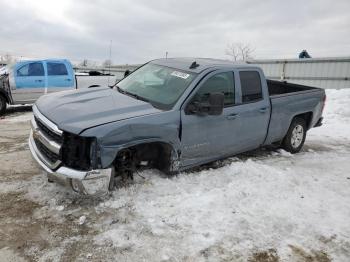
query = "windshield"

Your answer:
(117, 63), (197, 110)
